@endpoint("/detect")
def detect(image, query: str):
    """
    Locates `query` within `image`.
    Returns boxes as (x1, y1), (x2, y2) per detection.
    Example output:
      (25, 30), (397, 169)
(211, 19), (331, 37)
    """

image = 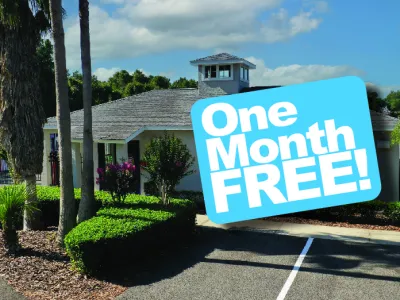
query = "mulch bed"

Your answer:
(264, 216), (400, 232)
(0, 227), (126, 300)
